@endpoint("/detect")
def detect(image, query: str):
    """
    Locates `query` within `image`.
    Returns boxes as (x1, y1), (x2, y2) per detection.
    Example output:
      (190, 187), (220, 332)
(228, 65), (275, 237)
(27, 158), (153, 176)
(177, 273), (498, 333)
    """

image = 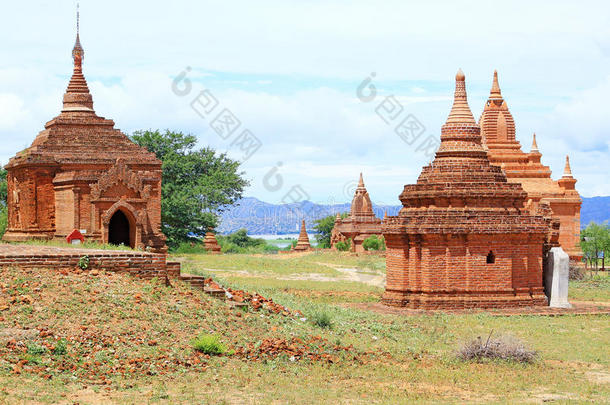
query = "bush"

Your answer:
(78, 255), (90, 270)
(216, 230), (279, 254)
(362, 235), (385, 251)
(171, 241), (209, 254)
(335, 239), (351, 252)
(311, 311), (333, 329)
(458, 332), (537, 364)
(26, 343), (47, 355)
(53, 338), (68, 355)
(191, 334), (226, 355)
(0, 206), (7, 239)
